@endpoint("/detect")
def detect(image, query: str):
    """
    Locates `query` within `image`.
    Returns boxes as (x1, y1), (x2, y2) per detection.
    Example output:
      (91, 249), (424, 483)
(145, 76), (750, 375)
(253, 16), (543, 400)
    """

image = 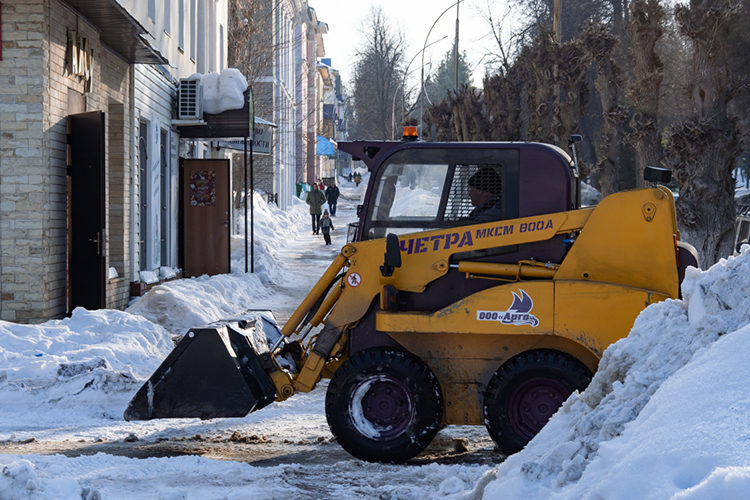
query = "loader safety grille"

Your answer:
(443, 164), (503, 221)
